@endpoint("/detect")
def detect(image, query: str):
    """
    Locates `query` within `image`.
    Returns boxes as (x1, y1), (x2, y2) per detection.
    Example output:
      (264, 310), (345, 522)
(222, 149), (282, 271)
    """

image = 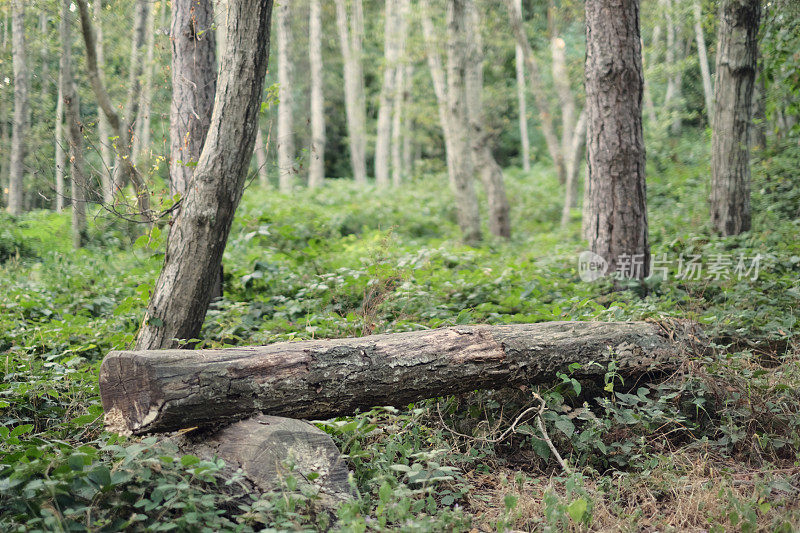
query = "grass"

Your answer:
(1, 134), (799, 530)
